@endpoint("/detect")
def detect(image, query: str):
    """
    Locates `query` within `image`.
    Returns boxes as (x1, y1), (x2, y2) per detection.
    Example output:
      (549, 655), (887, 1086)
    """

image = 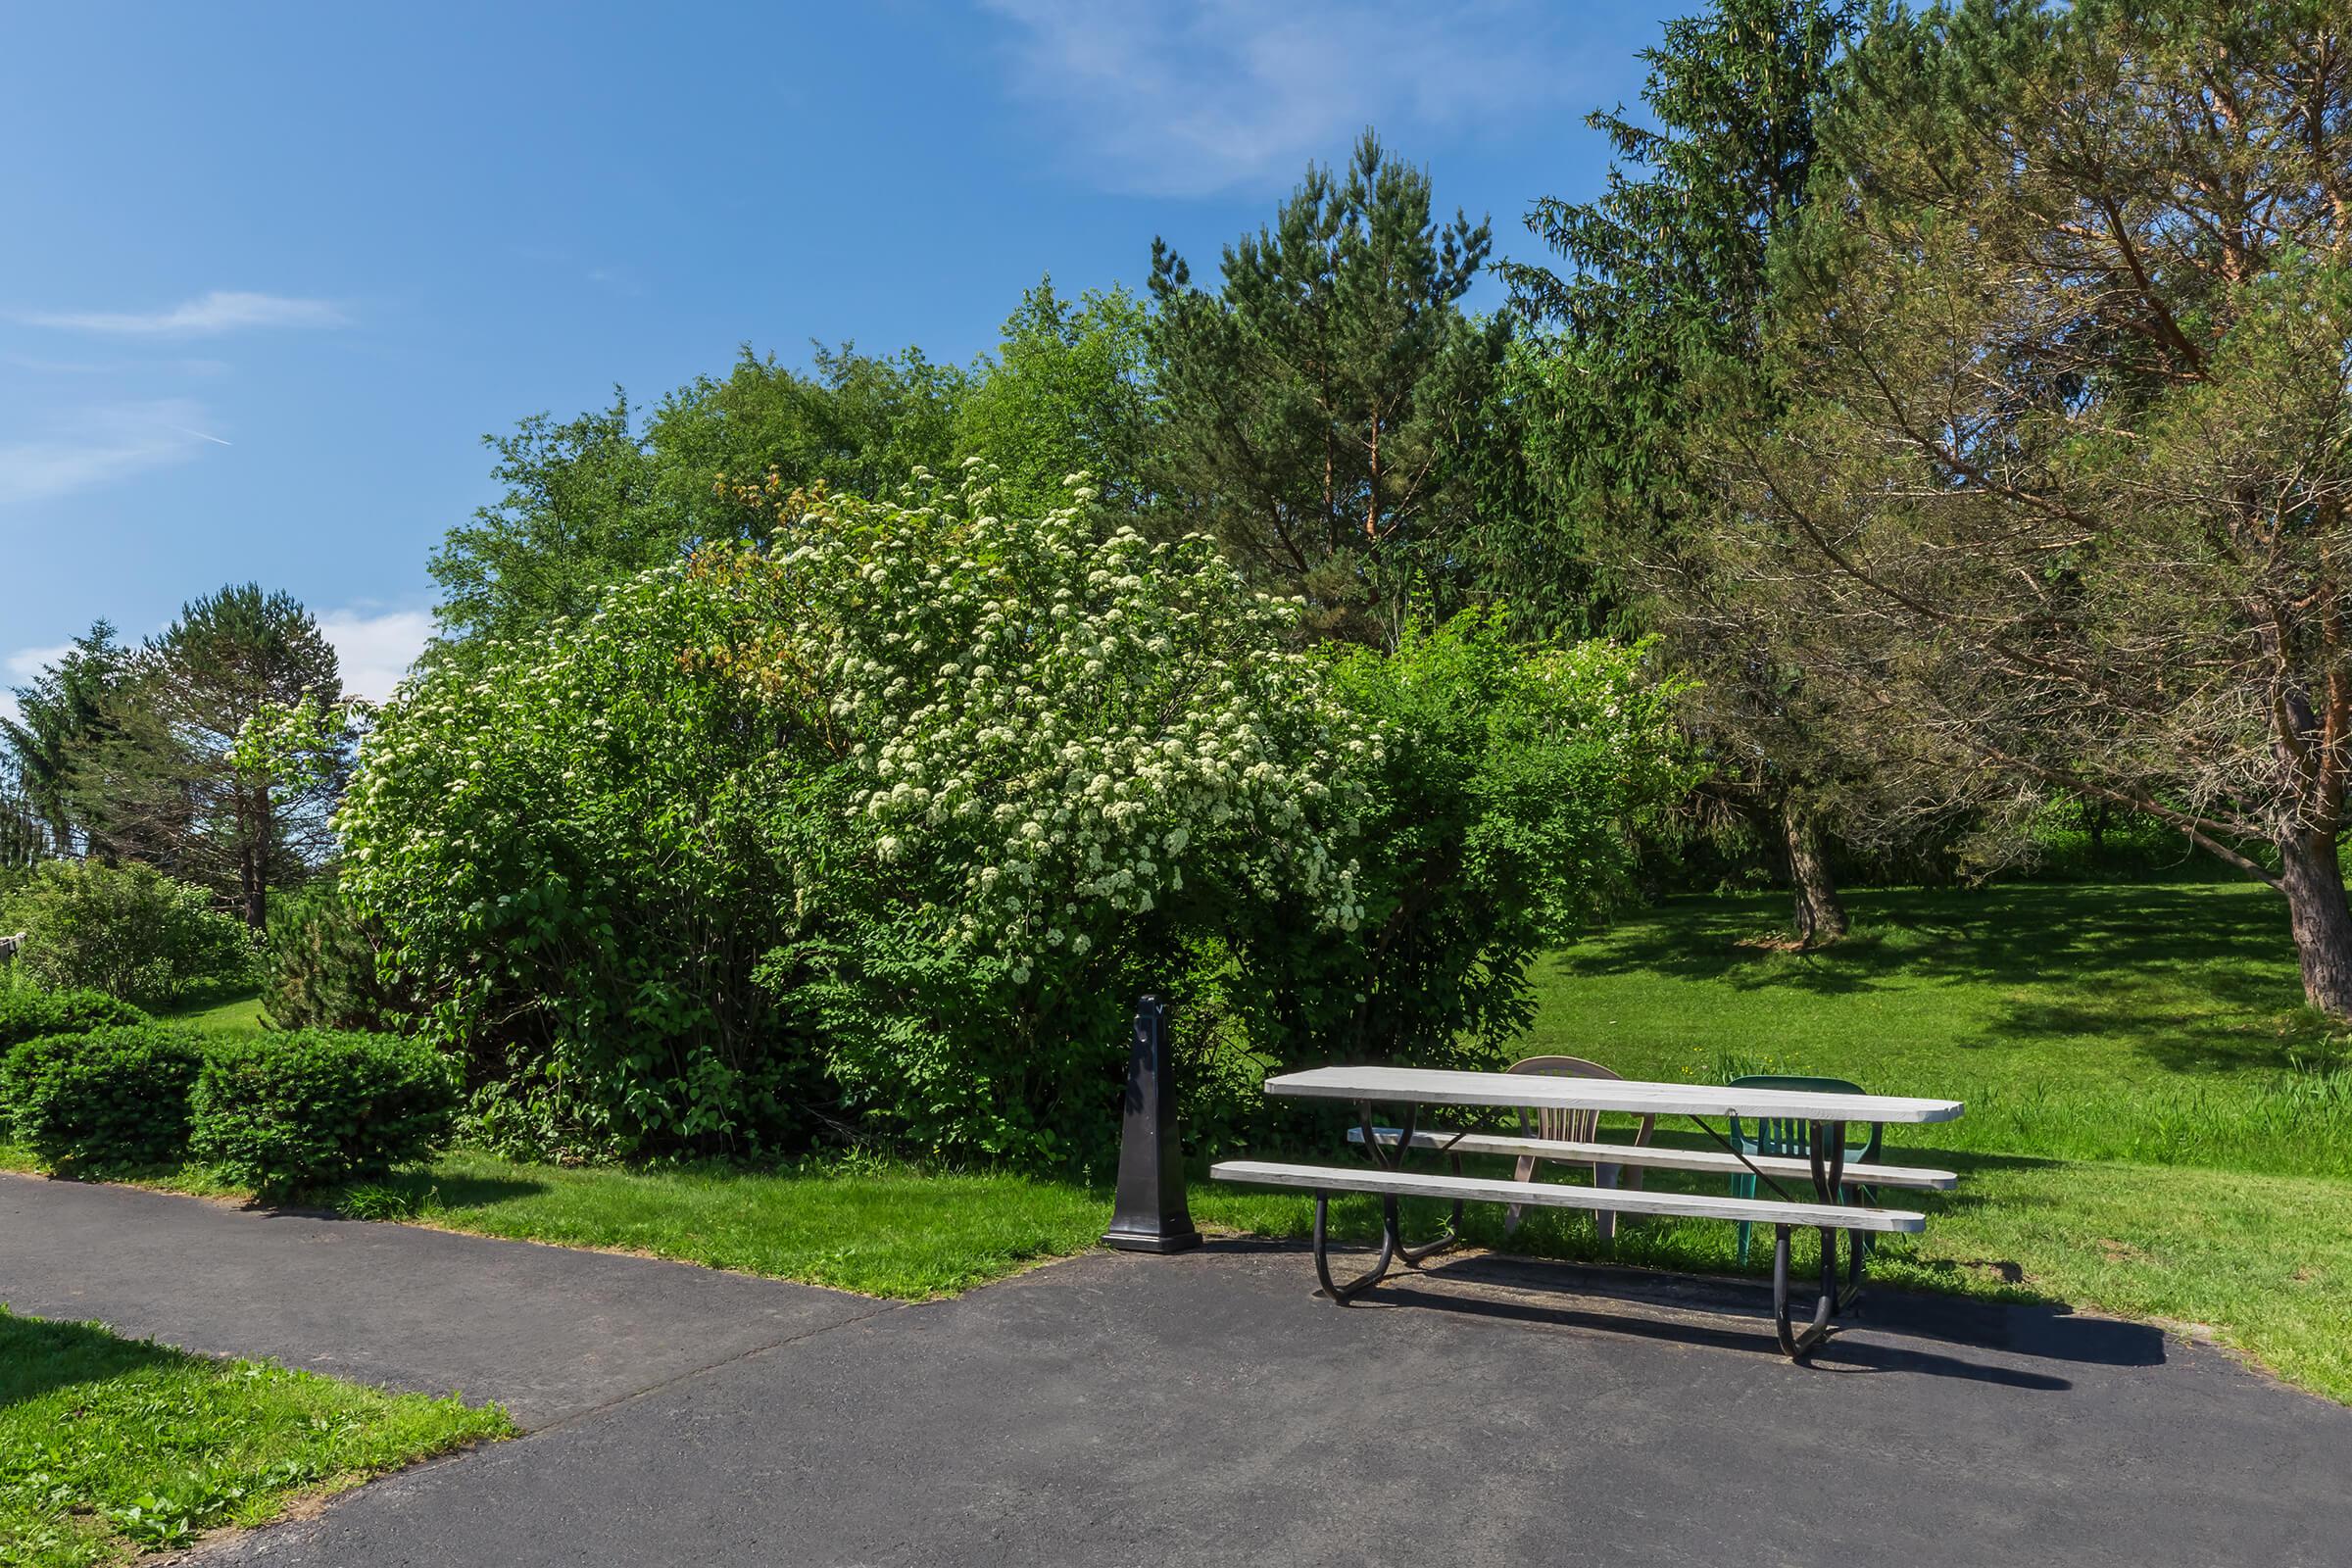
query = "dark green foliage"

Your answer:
(0, 988), (150, 1052)
(119, 583), (347, 927)
(1504, 0), (1847, 608)
(261, 879), (409, 1032)
(1, 780), (55, 869)
(190, 1032), (460, 1198)
(0, 985), (151, 1124)
(0, 621), (133, 857)
(430, 349), (968, 652)
(0, 593), (347, 928)
(1148, 130), (1509, 647)
(1, 859), (255, 1009)
(2, 1023), (206, 1169)
(1504, 0), (1868, 924)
